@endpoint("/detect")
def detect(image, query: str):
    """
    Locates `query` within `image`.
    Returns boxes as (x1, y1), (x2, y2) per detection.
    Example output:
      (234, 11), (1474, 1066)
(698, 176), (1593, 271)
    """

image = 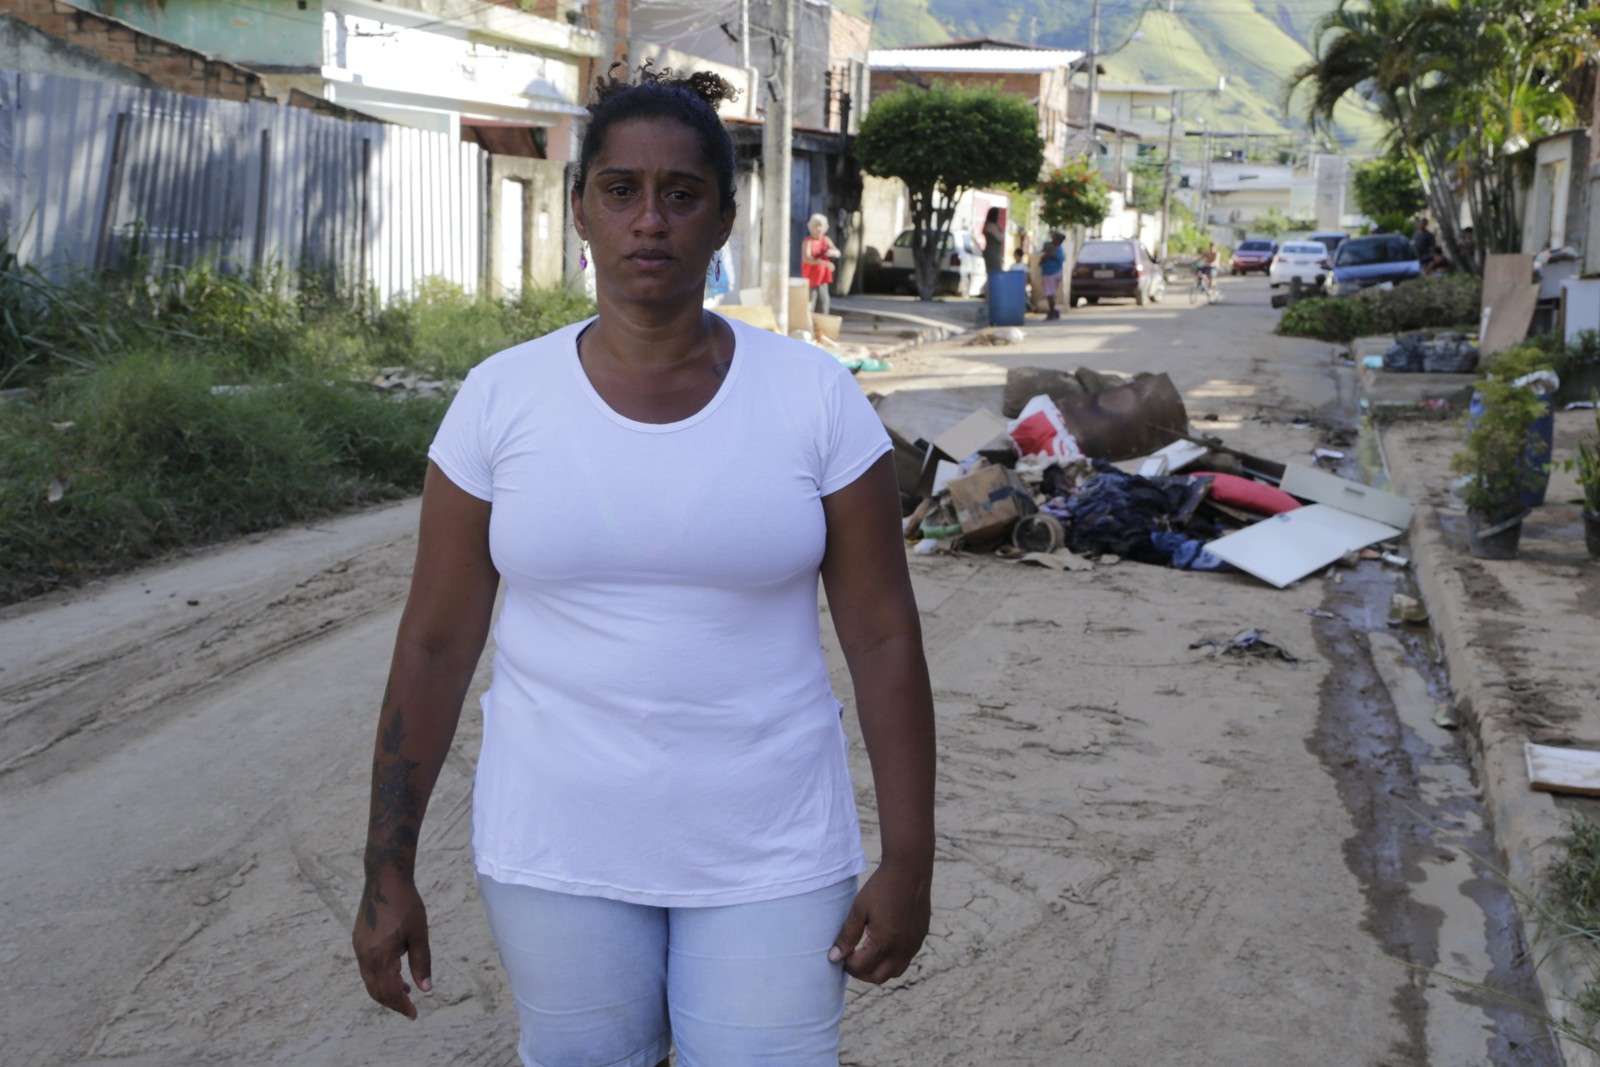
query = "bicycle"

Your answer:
(1189, 267), (1220, 306)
